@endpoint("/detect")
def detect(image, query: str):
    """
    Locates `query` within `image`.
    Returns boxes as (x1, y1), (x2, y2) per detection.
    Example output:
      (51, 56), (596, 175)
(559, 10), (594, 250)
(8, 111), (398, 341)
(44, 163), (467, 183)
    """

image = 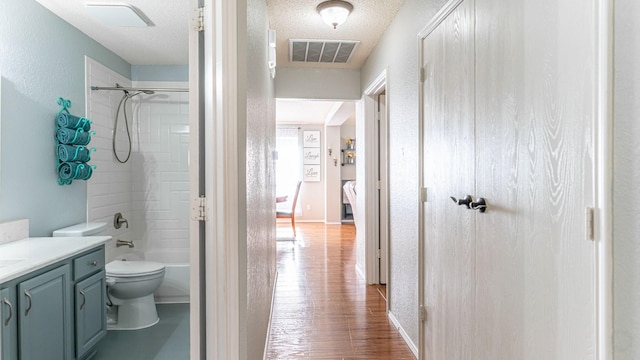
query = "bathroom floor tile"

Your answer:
(94, 303), (189, 360)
